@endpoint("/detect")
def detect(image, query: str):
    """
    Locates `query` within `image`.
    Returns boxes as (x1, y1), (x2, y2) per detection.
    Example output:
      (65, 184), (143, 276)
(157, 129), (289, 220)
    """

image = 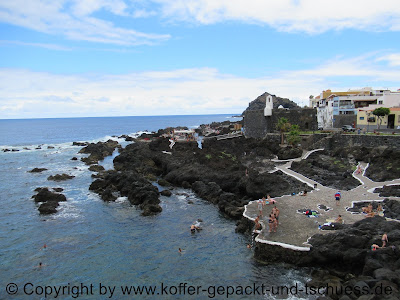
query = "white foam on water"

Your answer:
(115, 197), (128, 203)
(1, 133), (129, 155)
(53, 201), (82, 219)
(127, 131), (154, 139)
